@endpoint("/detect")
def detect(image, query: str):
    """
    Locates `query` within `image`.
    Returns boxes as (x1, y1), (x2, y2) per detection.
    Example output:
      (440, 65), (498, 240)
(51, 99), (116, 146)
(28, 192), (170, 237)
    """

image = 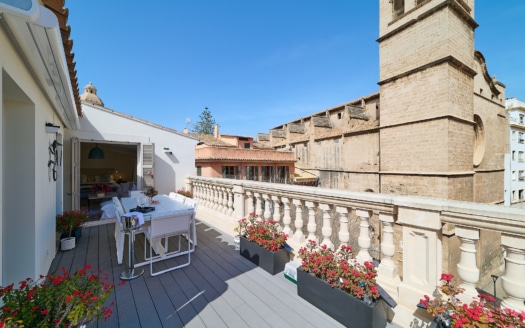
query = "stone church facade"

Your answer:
(257, 0), (507, 204)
